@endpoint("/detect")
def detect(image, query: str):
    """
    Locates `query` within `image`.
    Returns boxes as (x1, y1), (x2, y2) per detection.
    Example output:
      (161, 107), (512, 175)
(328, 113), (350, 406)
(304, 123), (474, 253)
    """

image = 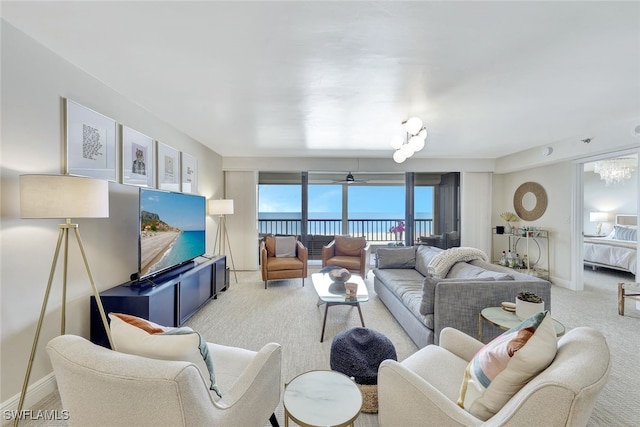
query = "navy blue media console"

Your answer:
(90, 255), (227, 347)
